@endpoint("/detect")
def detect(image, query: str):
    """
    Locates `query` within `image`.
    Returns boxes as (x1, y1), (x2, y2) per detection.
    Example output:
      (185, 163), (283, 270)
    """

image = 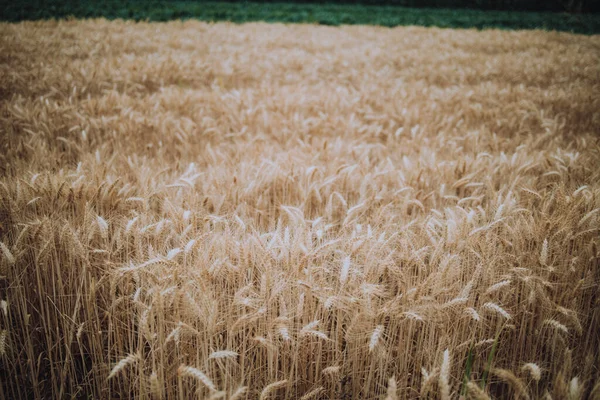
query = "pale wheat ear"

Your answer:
(338, 254), (351, 286)
(259, 380), (288, 400)
(368, 325), (384, 352)
(0, 330), (7, 357)
(521, 363), (542, 382)
(420, 367), (440, 397)
(568, 377), (582, 400)
(490, 369), (529, 400)
(483, 302), (512, 320)
(385, 376), (398, 400)
(299, 386), (324, 400)
(321, 365), (340, 377)
(466, 382), (491, 400)
(543, 319), (569, 335)
(108, 354), (139, 380)
(208, 350), (238, 360)
(177, 365), (217, 392)
(439, 349), (451, 400)
(0, 242), (15, 265)
(149, 371), (163, 398)
(228, 386), (248, 400)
